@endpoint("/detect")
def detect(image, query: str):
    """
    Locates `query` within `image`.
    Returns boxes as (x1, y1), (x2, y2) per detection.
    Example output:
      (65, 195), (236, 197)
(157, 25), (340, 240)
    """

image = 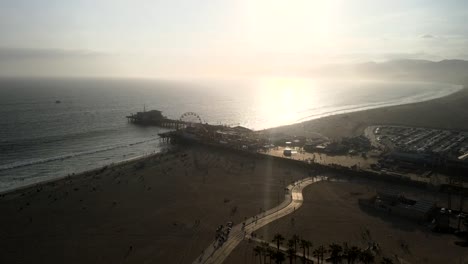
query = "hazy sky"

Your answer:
(1, 0), (468, 77)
